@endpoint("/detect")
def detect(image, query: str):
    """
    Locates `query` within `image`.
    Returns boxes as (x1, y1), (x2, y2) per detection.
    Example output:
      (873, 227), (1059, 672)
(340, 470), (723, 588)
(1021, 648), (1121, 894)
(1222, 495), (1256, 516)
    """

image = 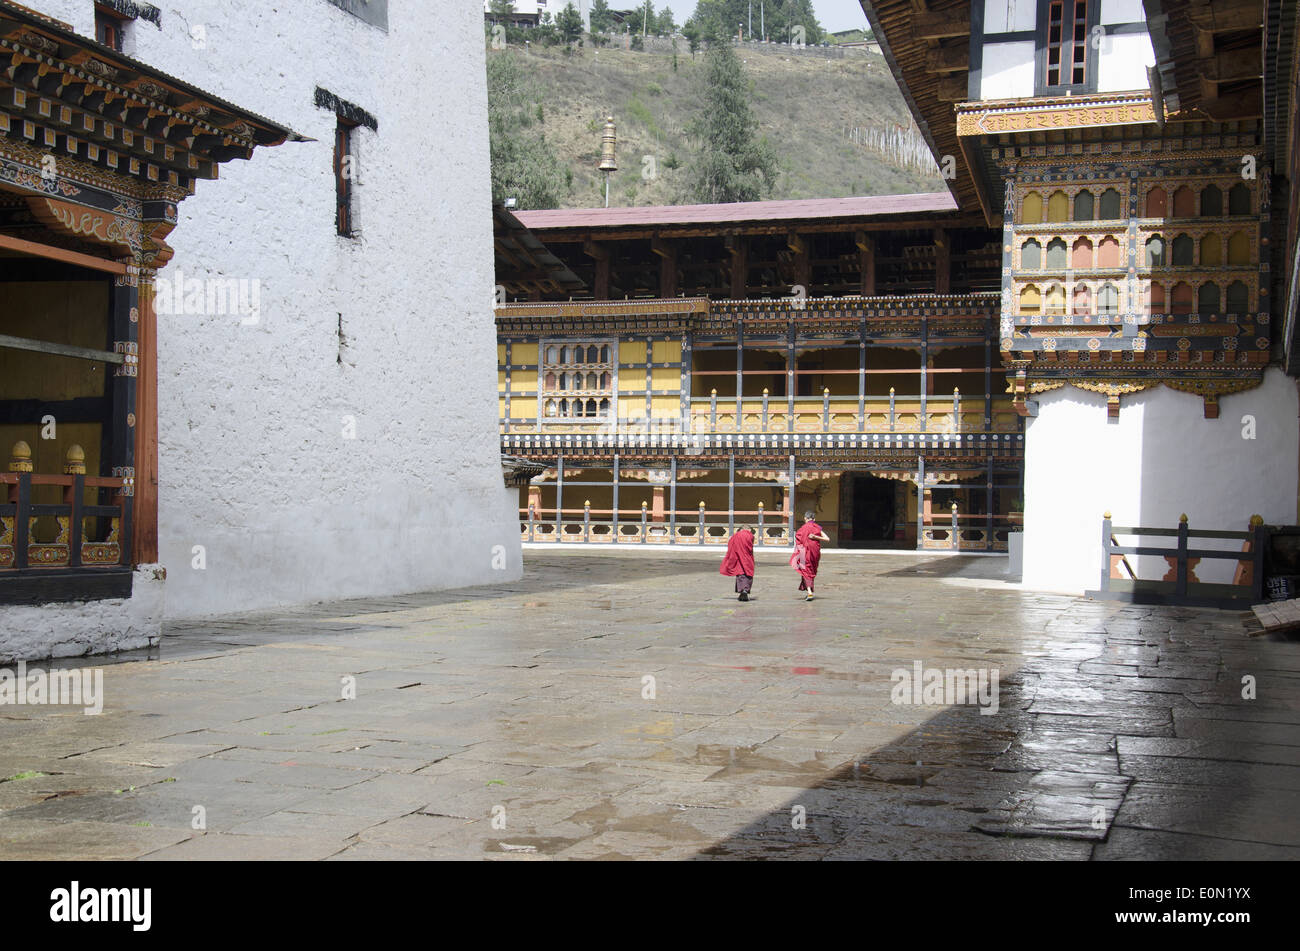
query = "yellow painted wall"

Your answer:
(0, 282), (109, 401)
